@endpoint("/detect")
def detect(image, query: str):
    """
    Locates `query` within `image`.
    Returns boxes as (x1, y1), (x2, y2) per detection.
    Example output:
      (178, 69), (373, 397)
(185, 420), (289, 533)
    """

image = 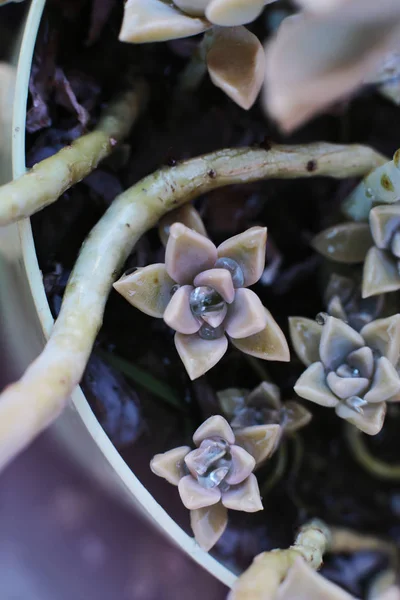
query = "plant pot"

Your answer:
(2, 0), (236, 588)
